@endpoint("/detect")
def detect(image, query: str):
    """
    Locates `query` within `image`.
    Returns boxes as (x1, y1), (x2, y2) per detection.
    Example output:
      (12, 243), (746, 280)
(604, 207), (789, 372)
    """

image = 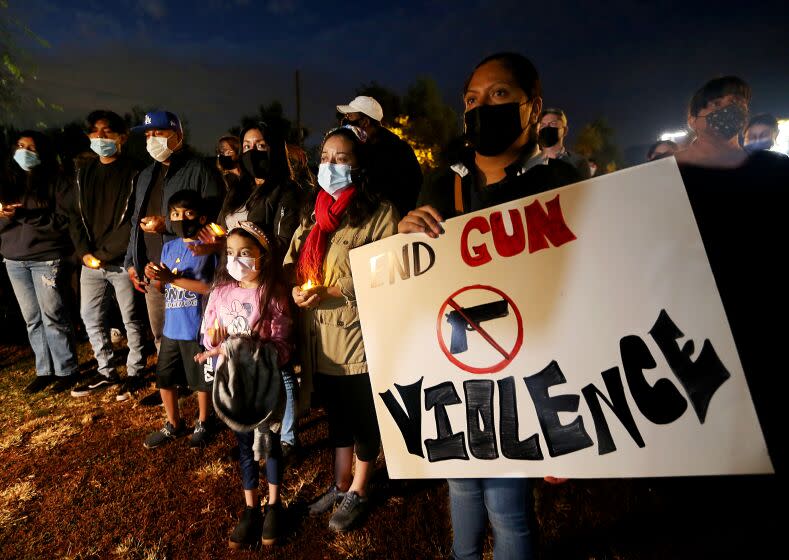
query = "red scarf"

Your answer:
(296, 186), (356, 285)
